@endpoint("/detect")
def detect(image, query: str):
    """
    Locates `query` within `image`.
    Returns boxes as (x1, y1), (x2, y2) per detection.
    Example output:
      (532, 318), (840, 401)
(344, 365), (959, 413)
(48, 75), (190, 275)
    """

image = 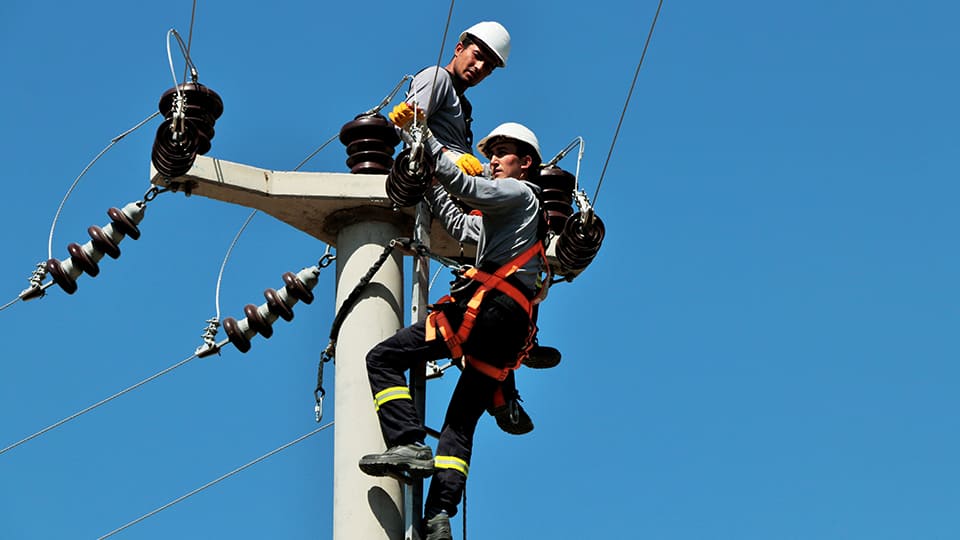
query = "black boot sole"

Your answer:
(359, 457), (435, 480)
